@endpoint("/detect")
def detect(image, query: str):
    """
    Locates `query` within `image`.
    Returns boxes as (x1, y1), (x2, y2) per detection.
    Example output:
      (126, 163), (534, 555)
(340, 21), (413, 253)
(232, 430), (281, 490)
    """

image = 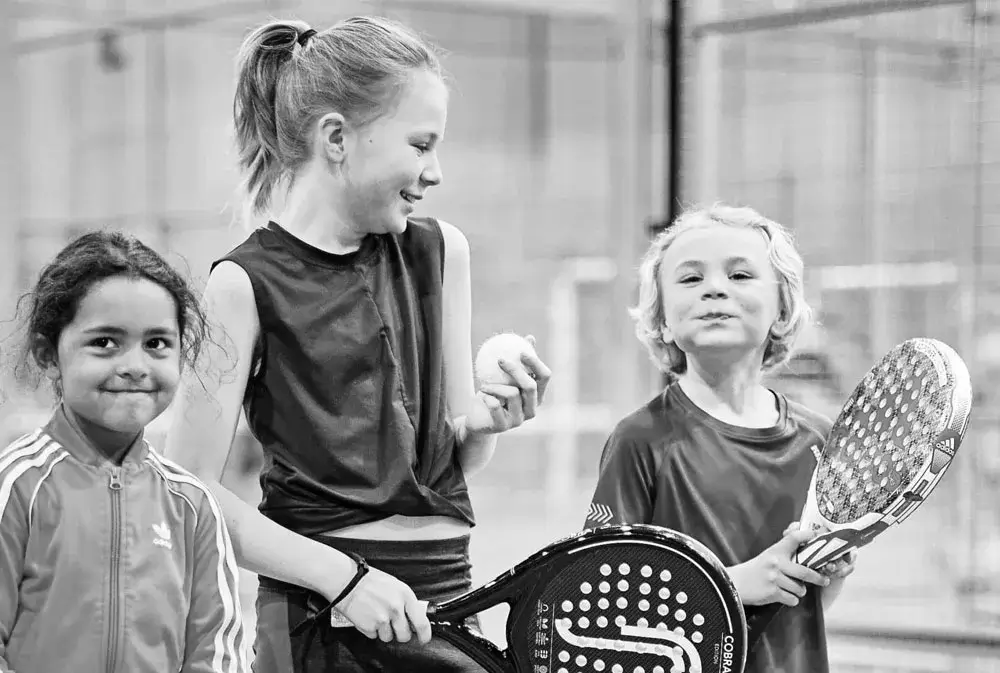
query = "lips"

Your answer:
(699, 312), (734, 320)
(400, 191), (422, 204)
